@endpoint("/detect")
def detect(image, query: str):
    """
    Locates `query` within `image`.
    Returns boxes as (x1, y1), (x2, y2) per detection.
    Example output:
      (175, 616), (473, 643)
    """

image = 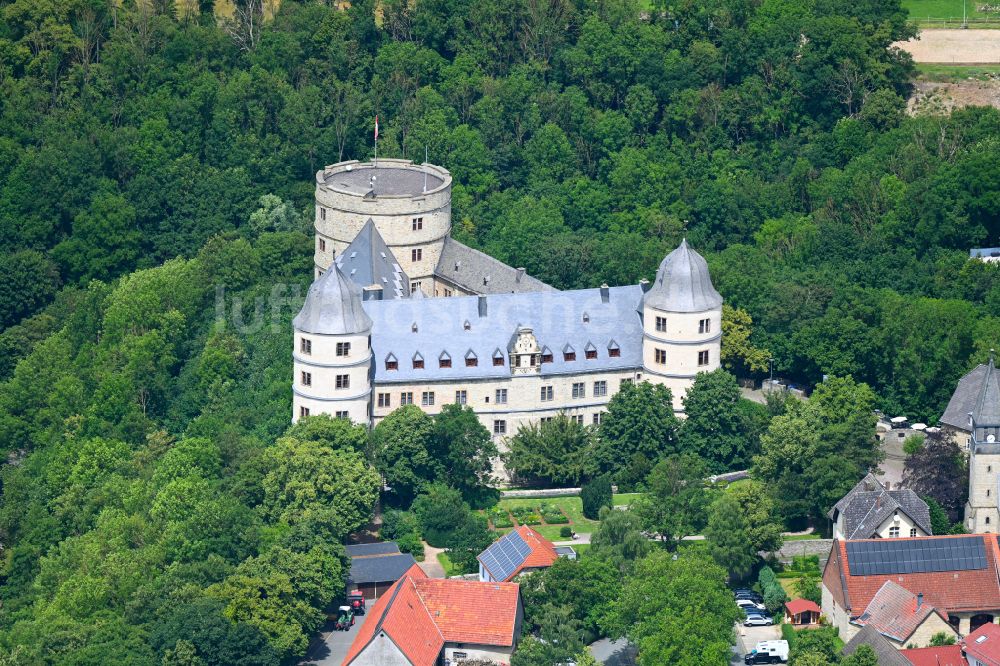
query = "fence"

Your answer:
(911, 16), (1000, 27)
